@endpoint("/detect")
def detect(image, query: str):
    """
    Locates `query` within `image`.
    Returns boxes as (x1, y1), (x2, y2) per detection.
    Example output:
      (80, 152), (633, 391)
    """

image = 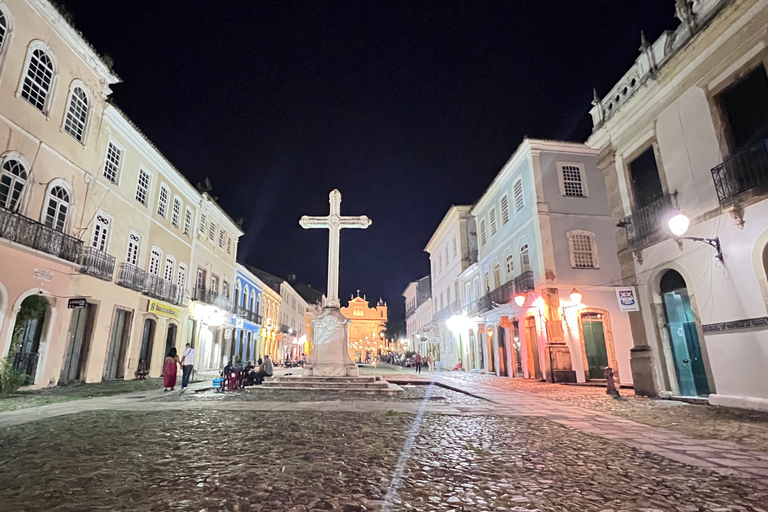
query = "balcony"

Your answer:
(192, 287), (233, 311)
(488, 280), (516, 306)
(79, 247), (115, 281)
(405, 305), (416, 318)
(711, 140), (768, 204)
(117, 262), (146, 292)
(0, 205), (82, 263)
(464, 295), (491, 317)
(235, 304), (262, 324)
(280, 323), (292, 334)
(621, 194), (676, 246)
(433, 308), (452, 322)
(144, 274), (183, 305)
(514, 271), (534, 294)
